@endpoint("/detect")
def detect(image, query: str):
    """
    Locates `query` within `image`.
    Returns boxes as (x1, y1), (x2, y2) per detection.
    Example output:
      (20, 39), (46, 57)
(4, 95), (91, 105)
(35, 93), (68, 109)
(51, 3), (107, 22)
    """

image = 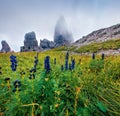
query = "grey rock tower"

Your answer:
(54, 16), (74, 47)
(1, 40), (11, 52)
(21, 31), (39, 52)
